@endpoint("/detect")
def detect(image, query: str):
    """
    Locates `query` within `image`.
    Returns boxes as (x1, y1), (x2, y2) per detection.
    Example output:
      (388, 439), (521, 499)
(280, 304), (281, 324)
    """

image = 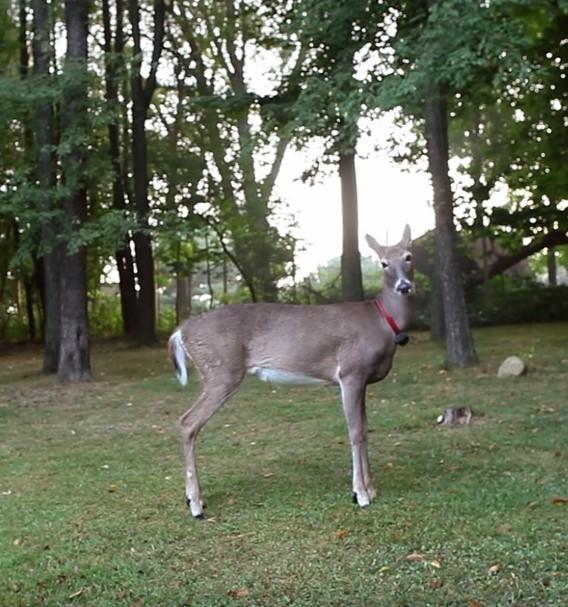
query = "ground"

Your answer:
(1, 323), (567, 607)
